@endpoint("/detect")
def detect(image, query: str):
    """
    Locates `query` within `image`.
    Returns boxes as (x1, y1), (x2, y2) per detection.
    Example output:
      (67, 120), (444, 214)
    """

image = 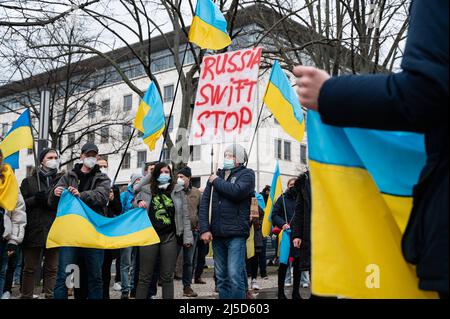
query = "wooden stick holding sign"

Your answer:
(208, 143), (221, 225)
